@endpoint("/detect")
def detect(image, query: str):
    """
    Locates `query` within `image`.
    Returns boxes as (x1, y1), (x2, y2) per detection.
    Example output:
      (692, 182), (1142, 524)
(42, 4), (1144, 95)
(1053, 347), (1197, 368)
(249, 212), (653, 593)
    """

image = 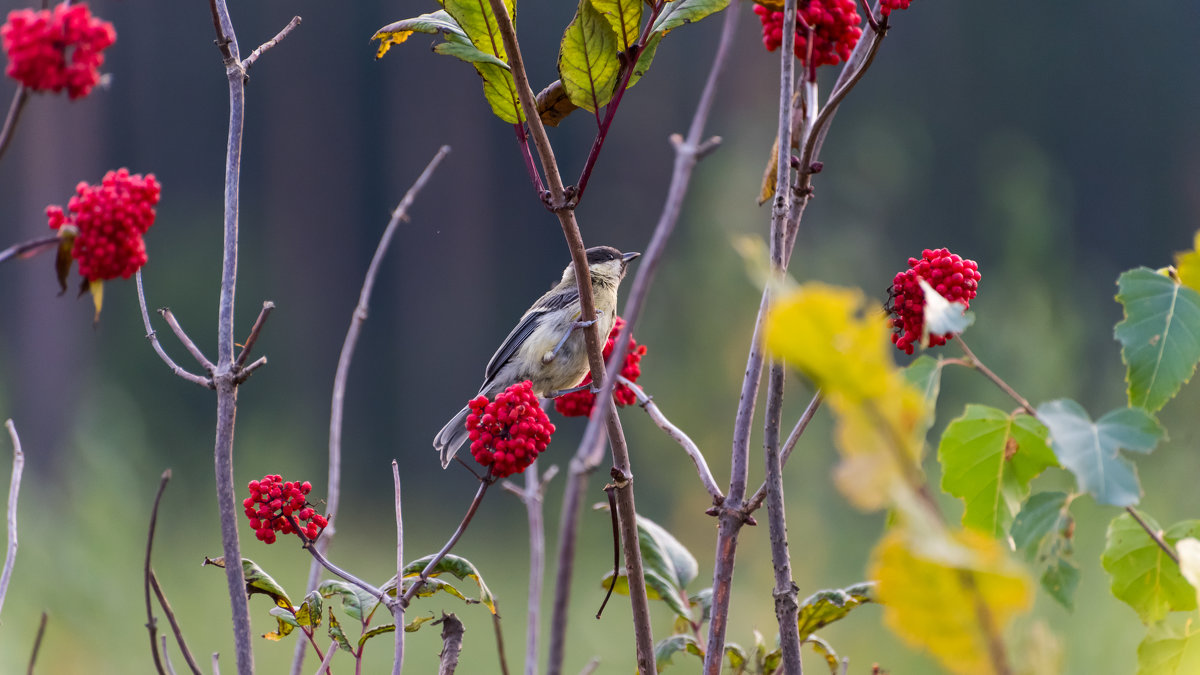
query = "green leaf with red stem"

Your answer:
(442, 0), (523, 123)
(559, 0), (621, 113)
(318, 579), (380, 624)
